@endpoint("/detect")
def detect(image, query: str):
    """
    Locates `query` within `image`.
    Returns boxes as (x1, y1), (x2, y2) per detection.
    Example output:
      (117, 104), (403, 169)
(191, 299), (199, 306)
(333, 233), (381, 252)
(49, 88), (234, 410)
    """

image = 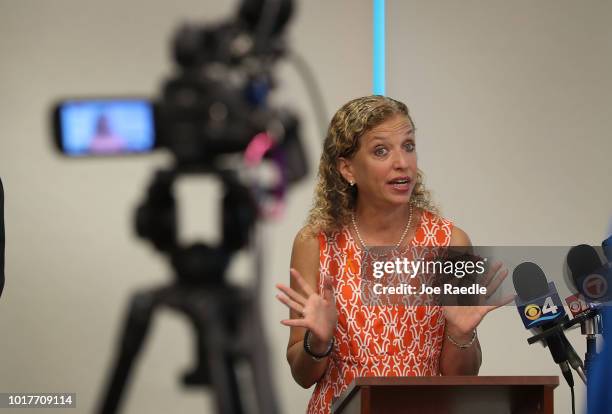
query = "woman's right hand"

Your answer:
(276, 268), (338, 353)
